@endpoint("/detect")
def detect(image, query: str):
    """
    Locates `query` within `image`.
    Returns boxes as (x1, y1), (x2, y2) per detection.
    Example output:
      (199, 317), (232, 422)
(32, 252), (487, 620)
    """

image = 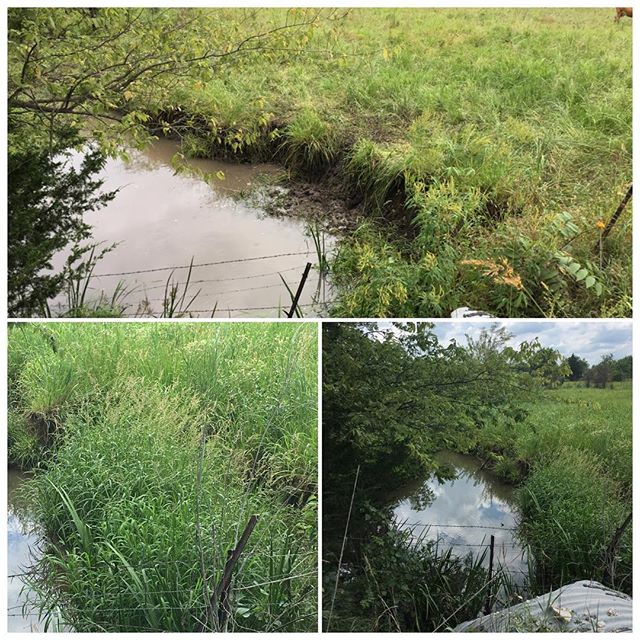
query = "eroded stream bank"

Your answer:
(50, 138), (336, 317)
